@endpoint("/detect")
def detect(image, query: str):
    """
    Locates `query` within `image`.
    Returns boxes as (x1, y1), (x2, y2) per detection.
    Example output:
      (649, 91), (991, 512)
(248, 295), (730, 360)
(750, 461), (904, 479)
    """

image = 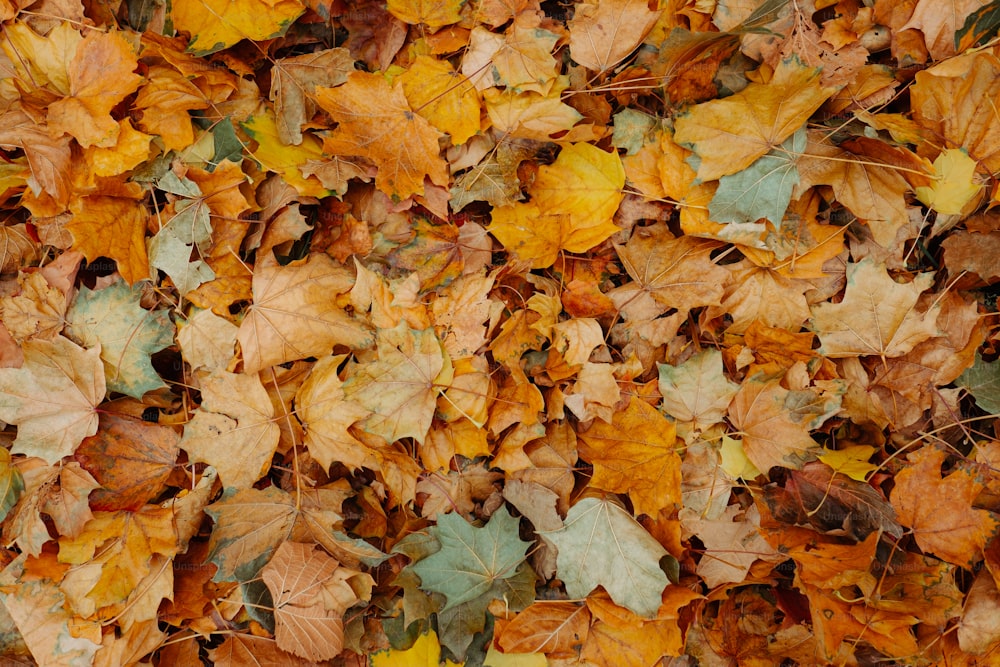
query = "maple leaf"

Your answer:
(262, 541), (368, 661)
(673, 57), (834, 181)
(569, 0), (663, 72)
(891, 446), (1000, 568)
(65, 280), (173, 399)
(57, 505), (178, 611)
(489, 143), (624, 269)
(727, 374), (833, 473)
(411, 507), (530, 610)
(295, 354), (373, 471)
(543, 497), (671, 618)
(0, 555), (102, 666)
(399, 55), (482, 146)
(342, 324), (452, 445)
(463, 16), (561, 94)
(75, 412), (179, 512)
(809, 258), (941, 359)
(66, 179), (150, 285)
(170, 0), (306, 55)
(0, 336), (103, 463)
(610, 222), (728, 320)
(46, 30), (141, 149)
(708, 127), (805, 225)
(180, 370), (280, 489)
(315, 71), (449, 199)
(237, 253), (373, 374)
(387, 0), (464, 28)
(658, 349), (739, 437)
(242, 111), (334, 198)
(270, 47), (355, 146)
(205, 485), (299, 582)
(576, 396), (682, 516)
